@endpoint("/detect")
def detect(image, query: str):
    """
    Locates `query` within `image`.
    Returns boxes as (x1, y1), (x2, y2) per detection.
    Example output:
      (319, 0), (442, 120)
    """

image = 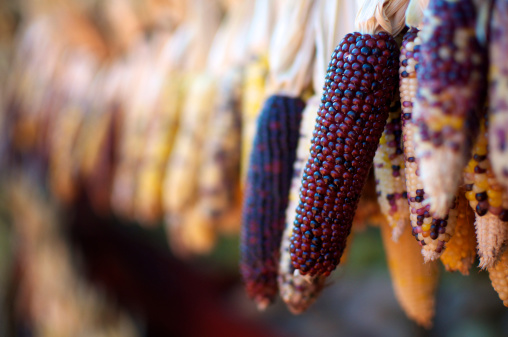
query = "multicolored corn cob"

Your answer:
(464, 120), (508, 269)
(289, 31), (399, 276)
(380, 216), (439, 329)
(439, 189), (476, 275)
(373, 96), (408, 240)
(240, 95), (304, 309)
(400, 27), (458, 262)
(488, 247), (508, 307)
(134, 76), (186, 225)
(413, 0), (486, 218)
(163, 74), (217, 256)
(197, 69), (242, 225)
(489, 0), (508, 190)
